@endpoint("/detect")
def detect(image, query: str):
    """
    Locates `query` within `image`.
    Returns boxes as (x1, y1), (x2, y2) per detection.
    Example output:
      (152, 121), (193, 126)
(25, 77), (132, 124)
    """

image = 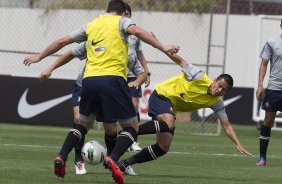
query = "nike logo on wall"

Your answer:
(17, 89), (72, 119)
(197, 95), (242, 118)
(91, 39), (104, 46)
